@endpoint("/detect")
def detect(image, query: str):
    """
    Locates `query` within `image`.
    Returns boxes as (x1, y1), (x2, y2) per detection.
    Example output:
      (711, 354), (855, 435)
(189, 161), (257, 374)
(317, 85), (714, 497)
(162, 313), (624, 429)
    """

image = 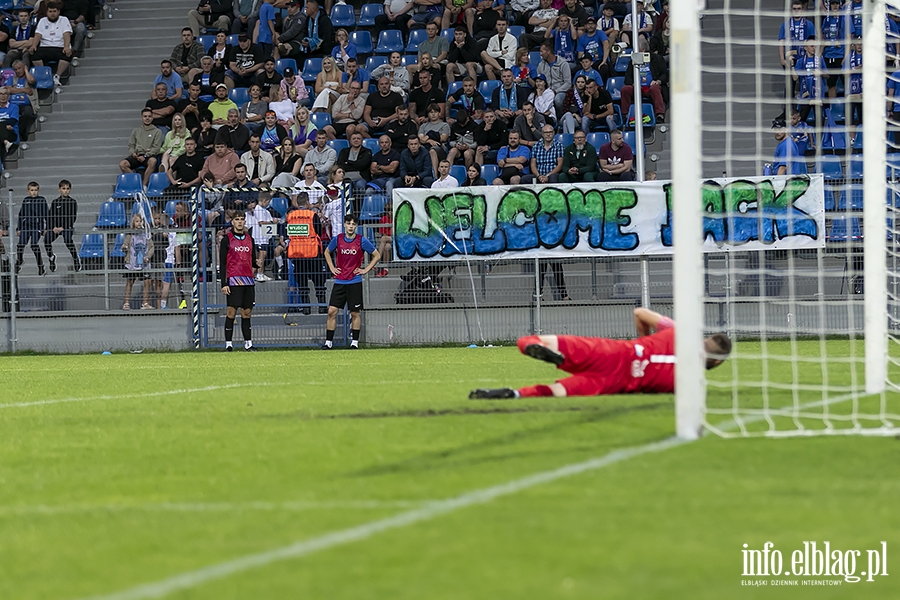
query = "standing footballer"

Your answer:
(219, 212), (264, 351)
(322, 213), (381, 350)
